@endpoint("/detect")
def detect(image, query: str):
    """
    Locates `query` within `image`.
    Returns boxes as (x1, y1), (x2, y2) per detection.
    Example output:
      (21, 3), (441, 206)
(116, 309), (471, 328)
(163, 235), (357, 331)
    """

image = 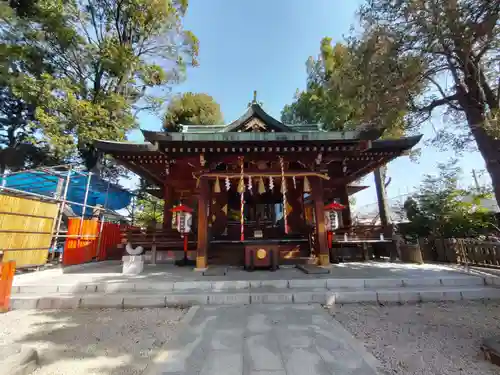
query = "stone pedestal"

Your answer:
(122, 255), (144, 275)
